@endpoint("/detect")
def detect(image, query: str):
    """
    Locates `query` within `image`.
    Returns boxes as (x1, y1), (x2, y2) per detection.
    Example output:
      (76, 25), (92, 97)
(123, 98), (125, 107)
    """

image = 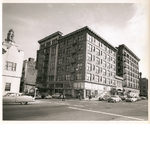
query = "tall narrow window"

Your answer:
(5, 82), (11, 91)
